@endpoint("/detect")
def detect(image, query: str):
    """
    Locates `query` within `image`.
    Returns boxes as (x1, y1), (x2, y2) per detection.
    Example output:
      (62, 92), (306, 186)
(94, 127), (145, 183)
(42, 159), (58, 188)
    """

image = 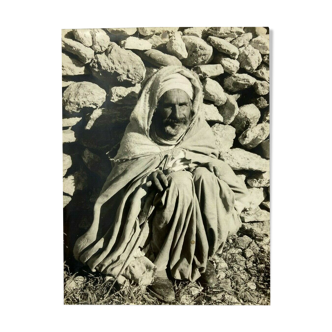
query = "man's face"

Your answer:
(151, 89), (193, 141)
